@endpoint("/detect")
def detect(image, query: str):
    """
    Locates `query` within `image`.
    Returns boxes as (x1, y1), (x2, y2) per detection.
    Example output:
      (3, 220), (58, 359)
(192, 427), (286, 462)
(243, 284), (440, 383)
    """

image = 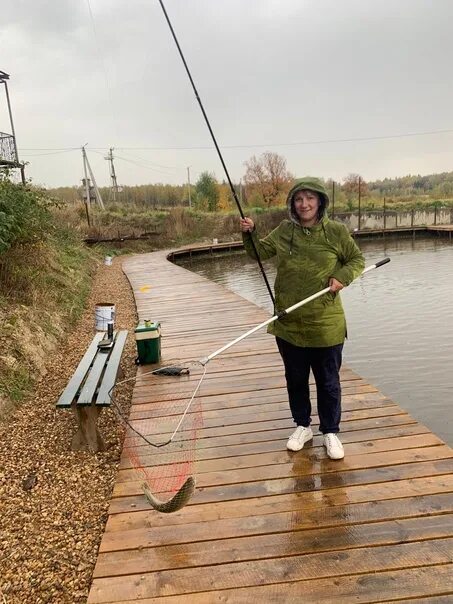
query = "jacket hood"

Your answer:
(287, 176), (330, 224)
